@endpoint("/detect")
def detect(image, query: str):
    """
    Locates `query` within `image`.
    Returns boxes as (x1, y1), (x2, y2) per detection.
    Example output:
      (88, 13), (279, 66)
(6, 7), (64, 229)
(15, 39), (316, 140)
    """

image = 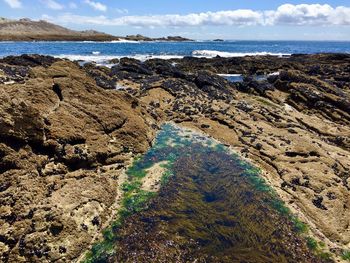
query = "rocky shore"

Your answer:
(0, 53), (349, 262)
